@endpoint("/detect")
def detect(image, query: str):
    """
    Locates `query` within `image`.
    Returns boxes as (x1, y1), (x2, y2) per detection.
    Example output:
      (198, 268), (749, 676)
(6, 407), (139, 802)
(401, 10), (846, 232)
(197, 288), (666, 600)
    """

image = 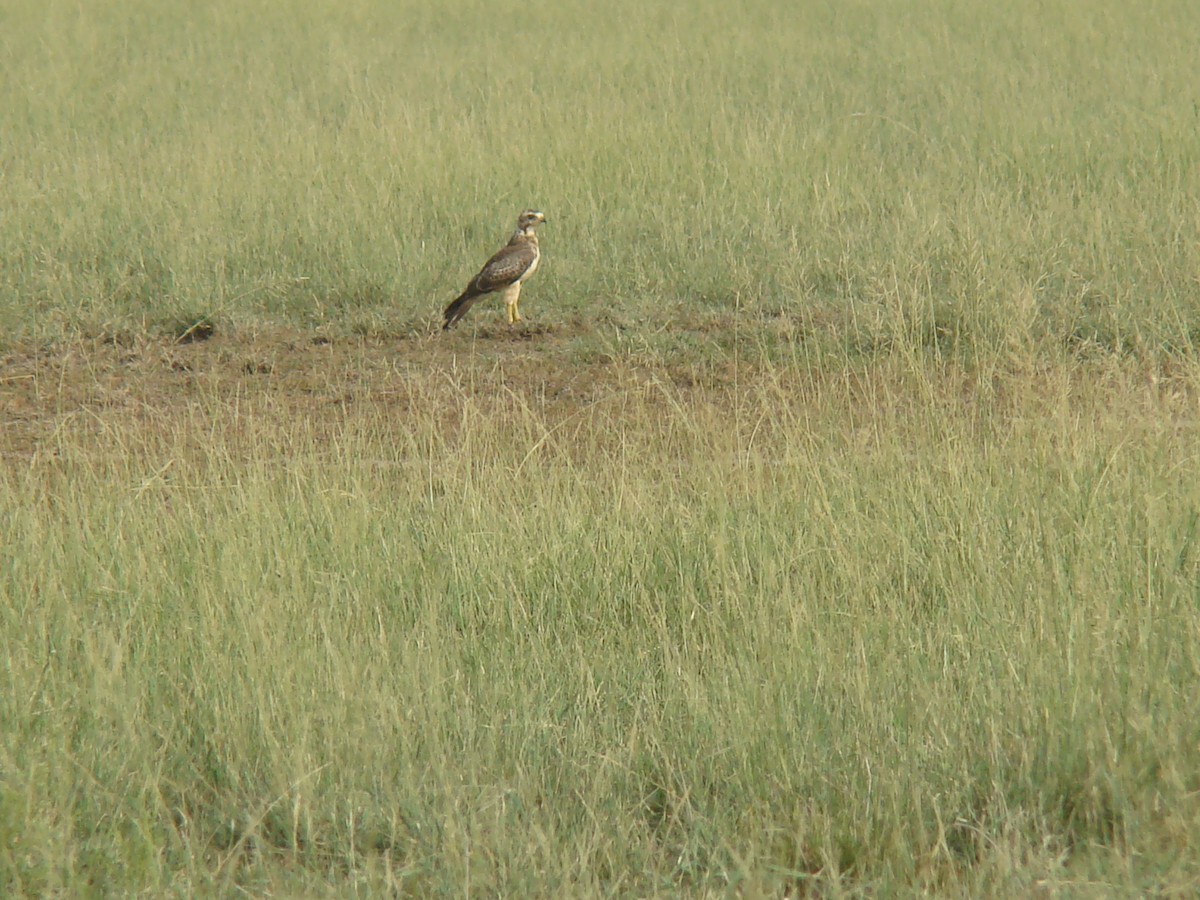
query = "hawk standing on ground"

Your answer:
(442, 209), (546, 329)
